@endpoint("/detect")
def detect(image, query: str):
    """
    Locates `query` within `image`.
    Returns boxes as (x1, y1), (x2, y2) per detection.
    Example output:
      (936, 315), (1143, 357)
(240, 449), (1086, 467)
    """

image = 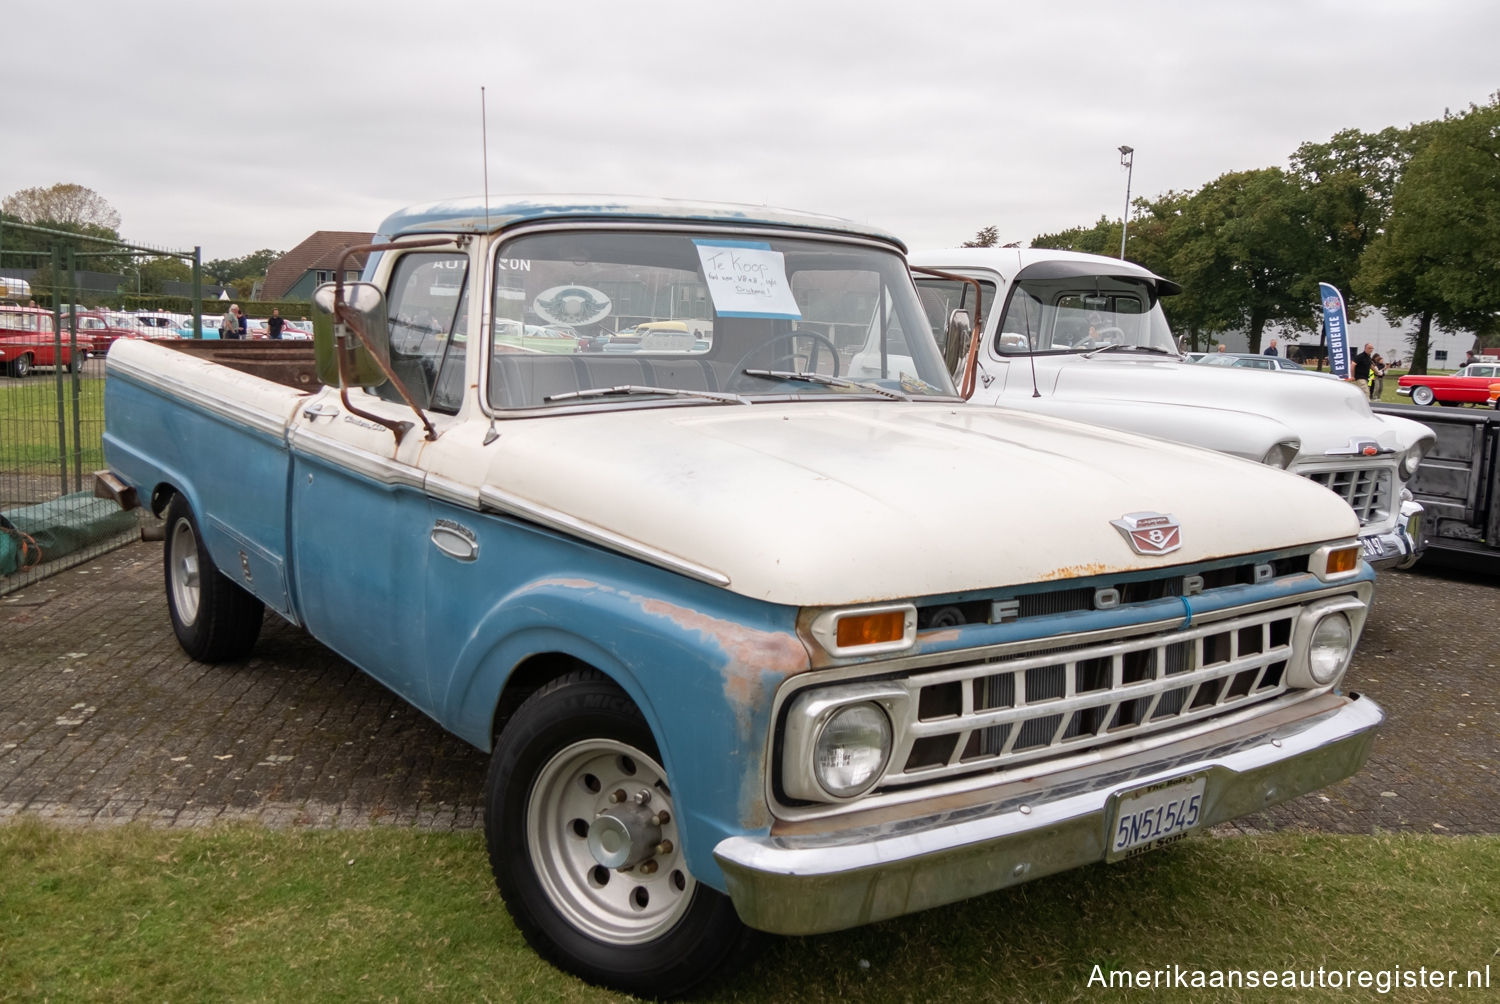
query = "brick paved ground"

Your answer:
(1, 541), (1496, 834)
